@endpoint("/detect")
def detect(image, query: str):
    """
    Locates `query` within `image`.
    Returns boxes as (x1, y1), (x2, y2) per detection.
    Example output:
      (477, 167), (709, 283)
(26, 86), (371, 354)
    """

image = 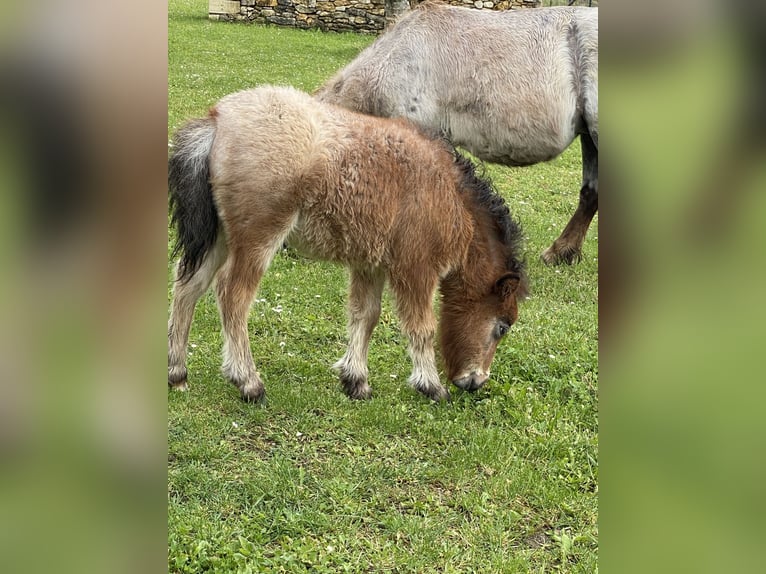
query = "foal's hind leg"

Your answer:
(542, 131), (598, 265)
(215, 219), (295, 402)
(333, 267), (385, 400)
(215, 255), (266, 402)
(168, 236), (227, 391)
